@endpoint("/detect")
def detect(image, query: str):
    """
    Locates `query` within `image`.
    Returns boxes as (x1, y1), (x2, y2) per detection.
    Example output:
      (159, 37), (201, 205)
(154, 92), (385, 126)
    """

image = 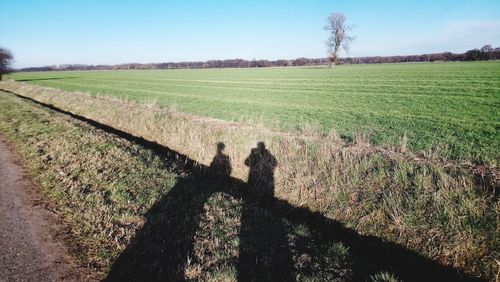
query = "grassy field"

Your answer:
(1, 90), (496, 281)
(7, 61), (500, 165)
